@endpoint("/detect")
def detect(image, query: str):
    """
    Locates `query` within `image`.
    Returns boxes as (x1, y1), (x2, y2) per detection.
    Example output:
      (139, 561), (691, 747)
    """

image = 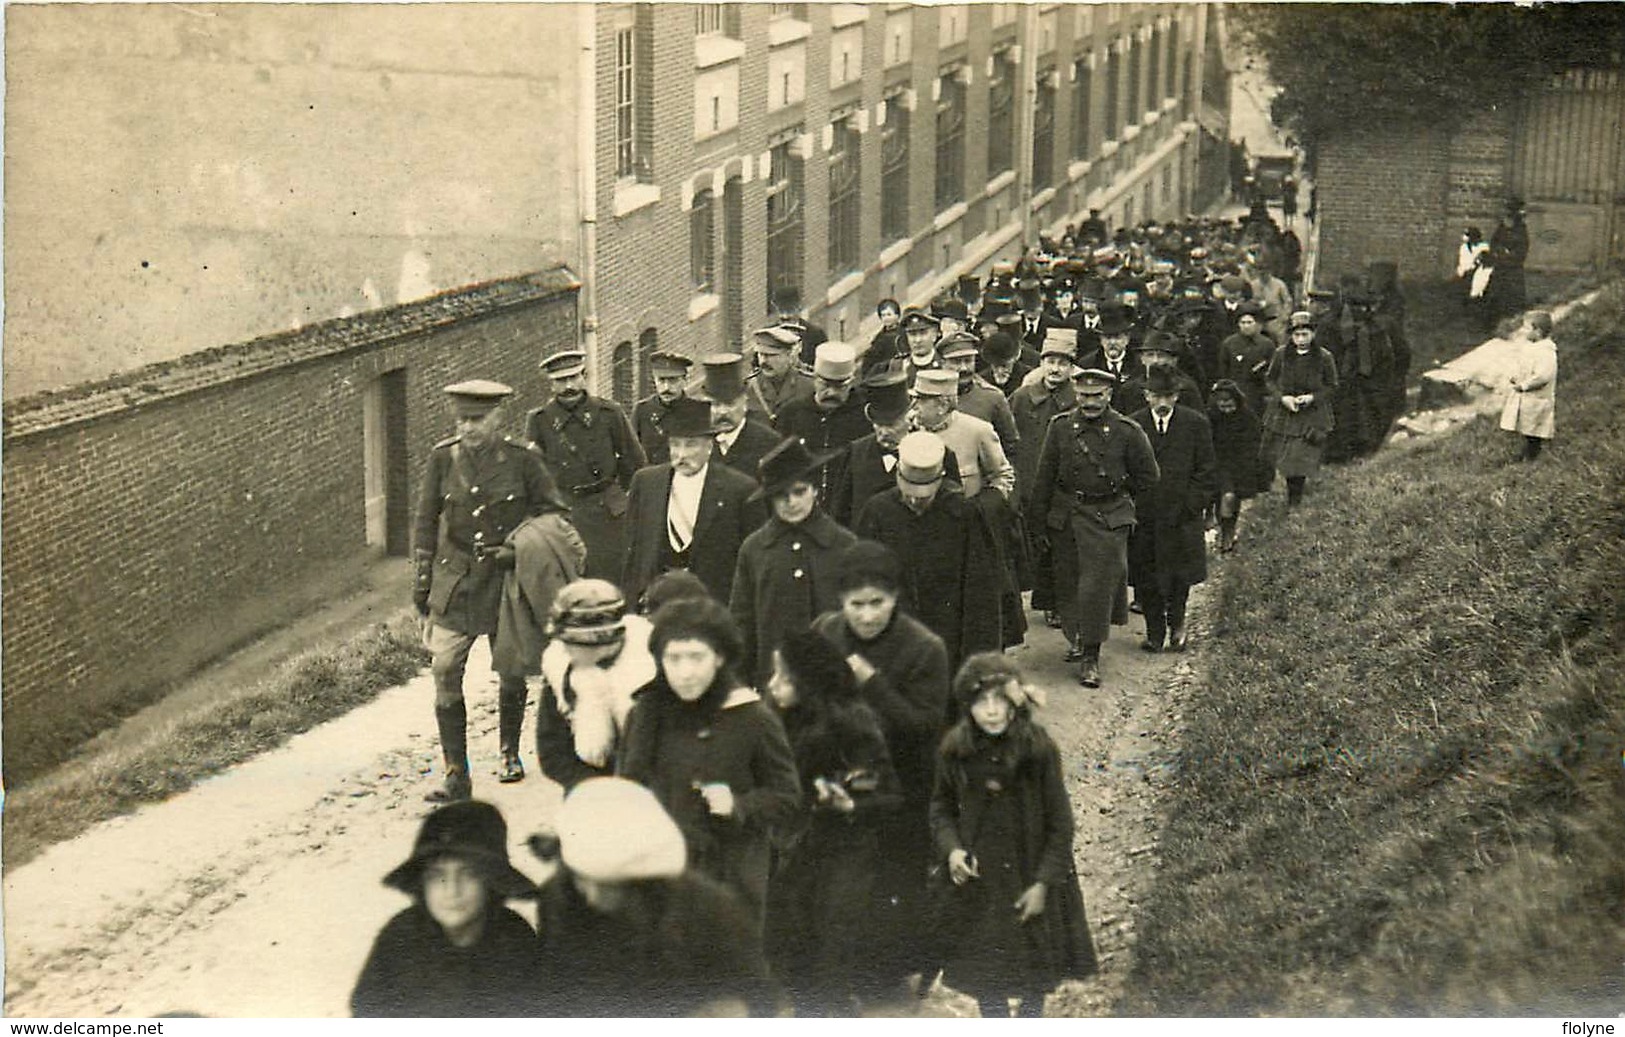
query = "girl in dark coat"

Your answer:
(1206, 380), (1270, 553)
(764, 628), (904, 1016)
(618, 596), (802, 936)
(351, 801), (539, 1017)
(1260, 312), (1339, 507)
(929, 653), (1097, 1018)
